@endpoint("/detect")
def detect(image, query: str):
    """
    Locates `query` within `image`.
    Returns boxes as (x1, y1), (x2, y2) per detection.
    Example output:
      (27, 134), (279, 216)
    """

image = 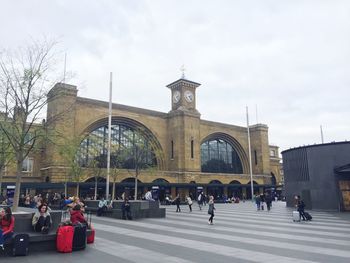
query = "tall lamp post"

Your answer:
(106, 72), (112, 200)
(246, 106), (254, 200)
